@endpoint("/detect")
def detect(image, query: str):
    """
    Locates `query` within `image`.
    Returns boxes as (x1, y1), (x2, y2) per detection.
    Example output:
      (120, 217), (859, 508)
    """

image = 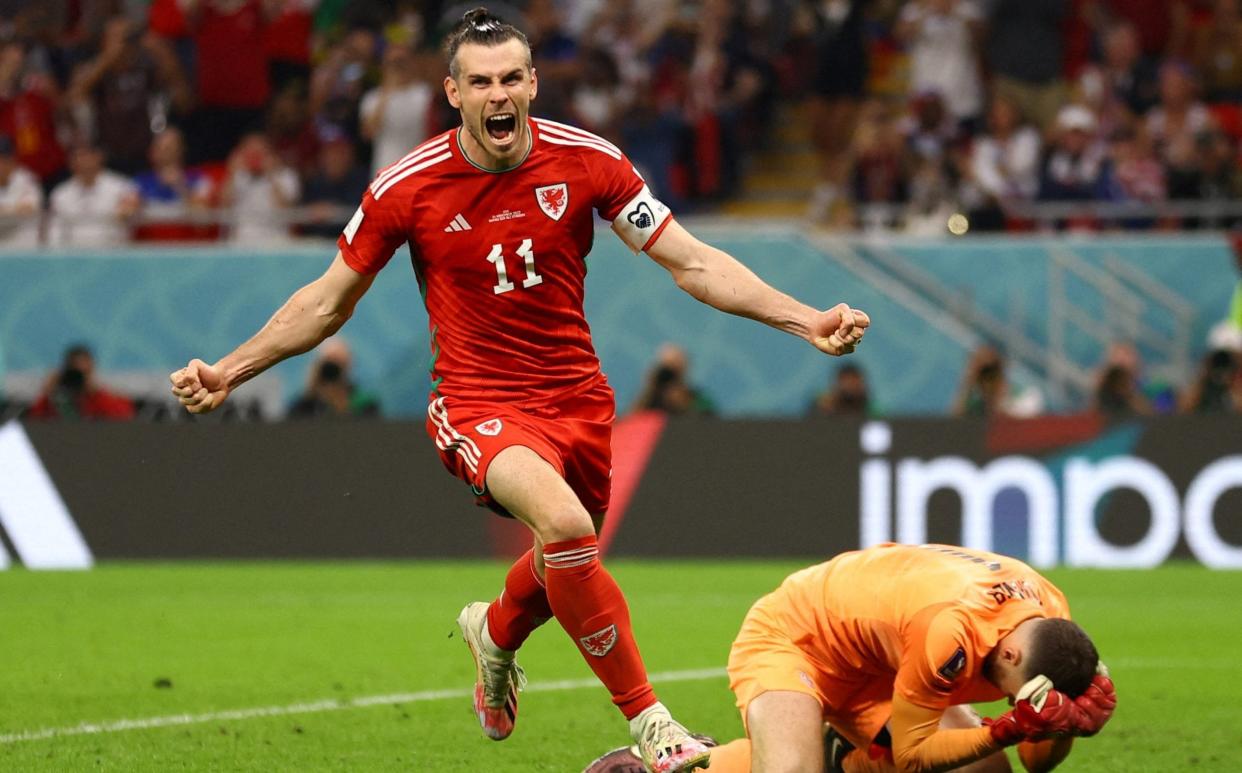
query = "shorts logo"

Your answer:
(797, 670), (815, 690)
(535, 183), (569, 221)
(475, 419), (503, 436)
(579, 624), (618, 657)
(936, 646), (967, 688)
